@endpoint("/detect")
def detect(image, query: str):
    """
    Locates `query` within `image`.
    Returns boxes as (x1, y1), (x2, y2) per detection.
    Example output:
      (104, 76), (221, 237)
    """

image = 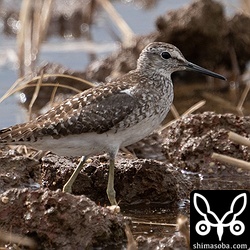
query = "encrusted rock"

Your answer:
(41, 153), (192, 205)
(162, 112), (250, 190)
(0, 188), (127, 249)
